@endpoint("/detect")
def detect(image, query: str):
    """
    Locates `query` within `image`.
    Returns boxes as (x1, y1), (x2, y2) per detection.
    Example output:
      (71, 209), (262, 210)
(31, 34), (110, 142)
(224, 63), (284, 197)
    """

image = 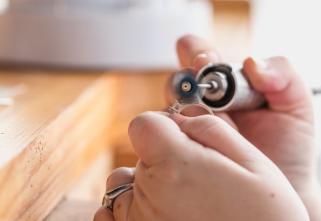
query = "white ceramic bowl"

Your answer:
(0, 0), (214, 70)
